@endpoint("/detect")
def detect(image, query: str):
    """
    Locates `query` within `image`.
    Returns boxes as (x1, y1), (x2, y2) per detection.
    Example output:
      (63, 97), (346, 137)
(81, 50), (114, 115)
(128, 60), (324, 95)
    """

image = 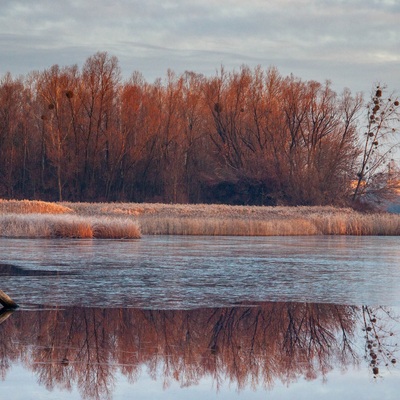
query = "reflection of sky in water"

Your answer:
(3, 364), (400, 400)
(1, 236), (400, 308)
(0, 304), (399, 400)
